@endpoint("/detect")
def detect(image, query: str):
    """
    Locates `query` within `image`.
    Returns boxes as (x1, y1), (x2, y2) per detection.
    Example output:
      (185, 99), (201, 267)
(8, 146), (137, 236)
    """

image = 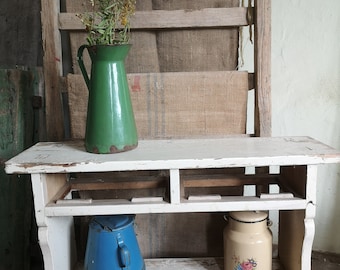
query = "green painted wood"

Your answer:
(0, 68), (37, 270)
